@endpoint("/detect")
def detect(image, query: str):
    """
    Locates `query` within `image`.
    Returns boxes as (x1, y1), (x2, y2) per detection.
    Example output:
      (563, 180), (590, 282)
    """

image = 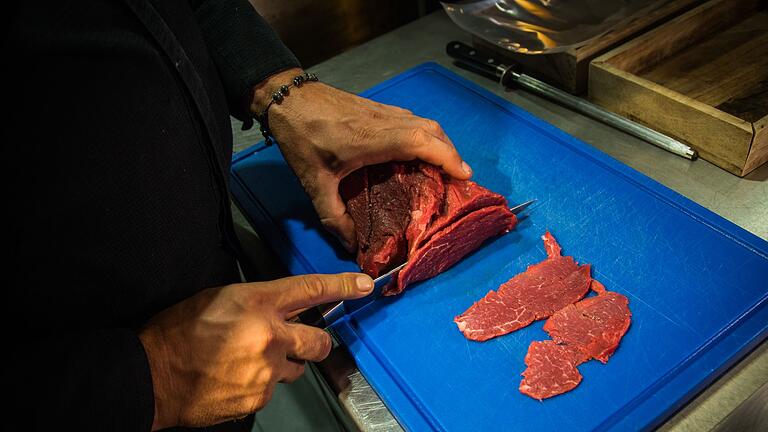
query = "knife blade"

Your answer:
(297, 261), (407, 329)
(298, 199), (535, 329)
